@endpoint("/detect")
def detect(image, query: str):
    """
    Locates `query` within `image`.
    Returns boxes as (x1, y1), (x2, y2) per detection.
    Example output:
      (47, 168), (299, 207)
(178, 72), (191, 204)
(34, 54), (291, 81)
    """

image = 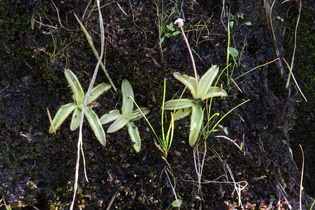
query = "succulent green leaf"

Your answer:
(107, 115), (129, 133)
(64, 69), (85, 104)
(100, 110), (121, 125)
(88, 83), (111, 104)
(173, 107), (192, 120)
(172, 199), (183, 208)
(127, 122), (141, 152)
(85, 107), (106, 146)
(164, 99), (194, 110)
(70, 108), (82, 131)
(173, 72), (197, 98)
(121, 80), (134, 115)
(127, 107), (150, 121)
(197, 65), (219, 99)
(189, 104), (204, 146)
(202, 87), (228, 100)
(228, 47), (239, 58)
(49, 103), (77, 133)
